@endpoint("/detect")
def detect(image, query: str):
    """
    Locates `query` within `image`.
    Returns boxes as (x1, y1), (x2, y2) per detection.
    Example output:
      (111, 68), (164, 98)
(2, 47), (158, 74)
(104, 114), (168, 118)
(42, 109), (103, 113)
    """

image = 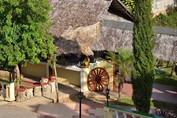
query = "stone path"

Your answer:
(0, 104), (41, 118)
(0, 83), (177, 118)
